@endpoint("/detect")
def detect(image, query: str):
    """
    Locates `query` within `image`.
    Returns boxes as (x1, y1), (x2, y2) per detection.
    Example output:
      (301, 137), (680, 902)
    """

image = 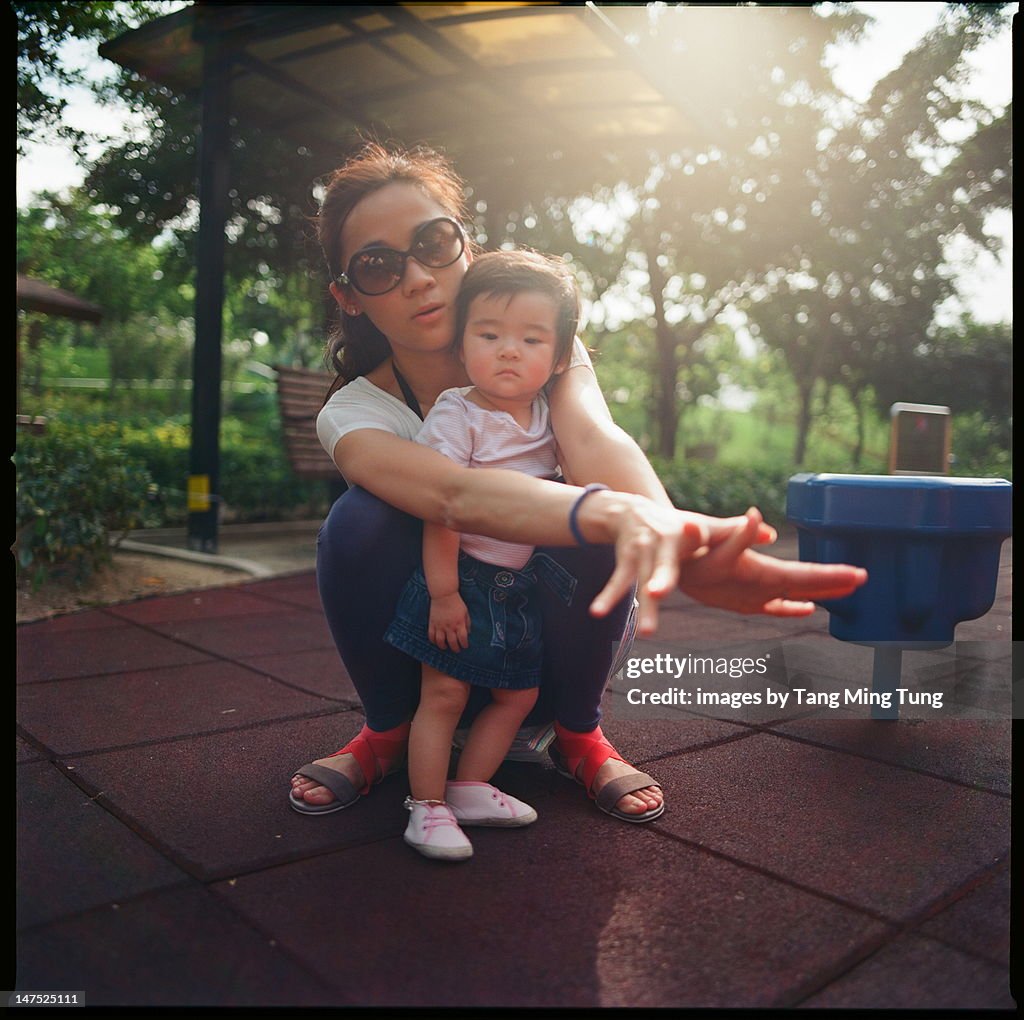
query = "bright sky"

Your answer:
(17, 1), (1013, 323)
